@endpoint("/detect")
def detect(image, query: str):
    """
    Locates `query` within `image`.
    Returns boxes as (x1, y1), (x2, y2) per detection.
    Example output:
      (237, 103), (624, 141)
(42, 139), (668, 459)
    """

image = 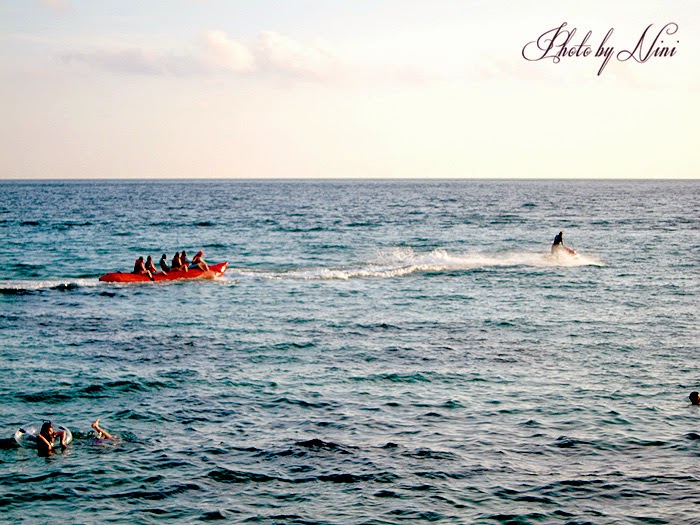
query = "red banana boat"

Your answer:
(99, 262), (228, 283)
